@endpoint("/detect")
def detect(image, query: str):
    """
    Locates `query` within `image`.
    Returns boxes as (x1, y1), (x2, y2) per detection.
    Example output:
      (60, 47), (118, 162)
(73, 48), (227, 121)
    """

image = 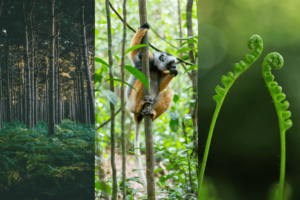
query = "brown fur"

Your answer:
(130, 29), (148, 61)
